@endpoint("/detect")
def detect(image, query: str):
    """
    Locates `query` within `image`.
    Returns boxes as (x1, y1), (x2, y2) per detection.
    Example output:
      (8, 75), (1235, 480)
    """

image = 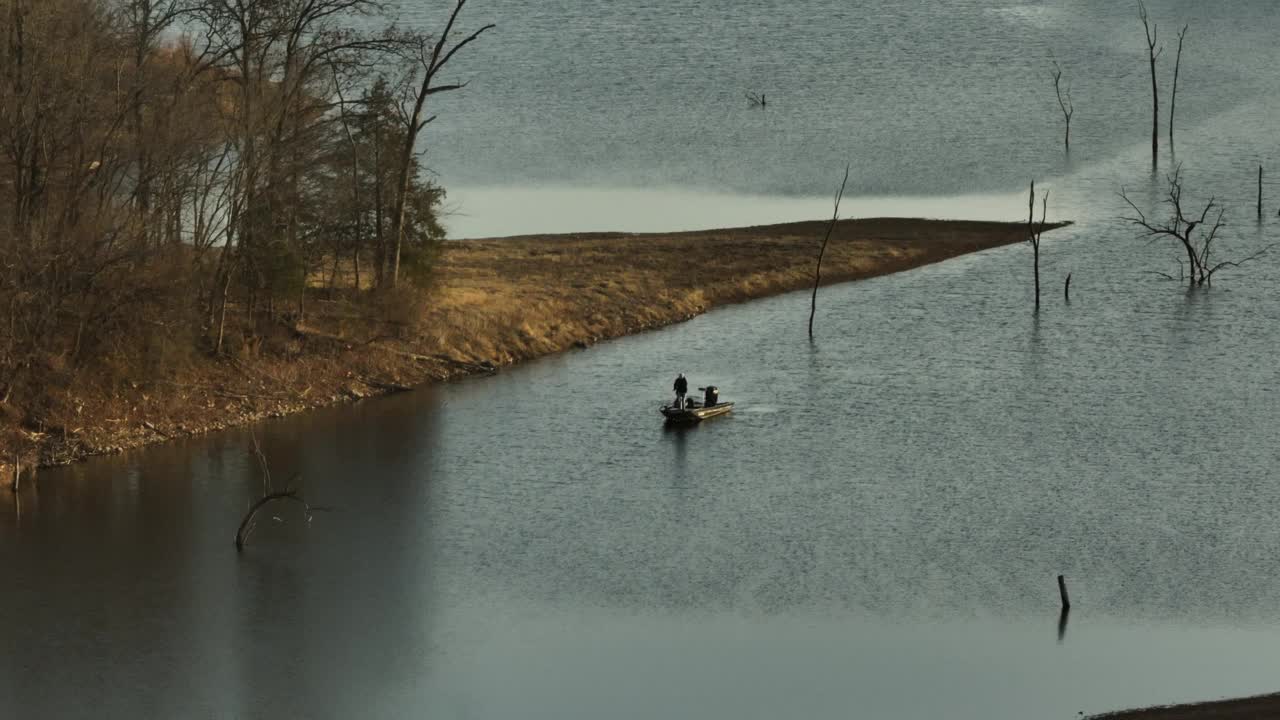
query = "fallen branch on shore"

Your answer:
(356, 376), (414, 392)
